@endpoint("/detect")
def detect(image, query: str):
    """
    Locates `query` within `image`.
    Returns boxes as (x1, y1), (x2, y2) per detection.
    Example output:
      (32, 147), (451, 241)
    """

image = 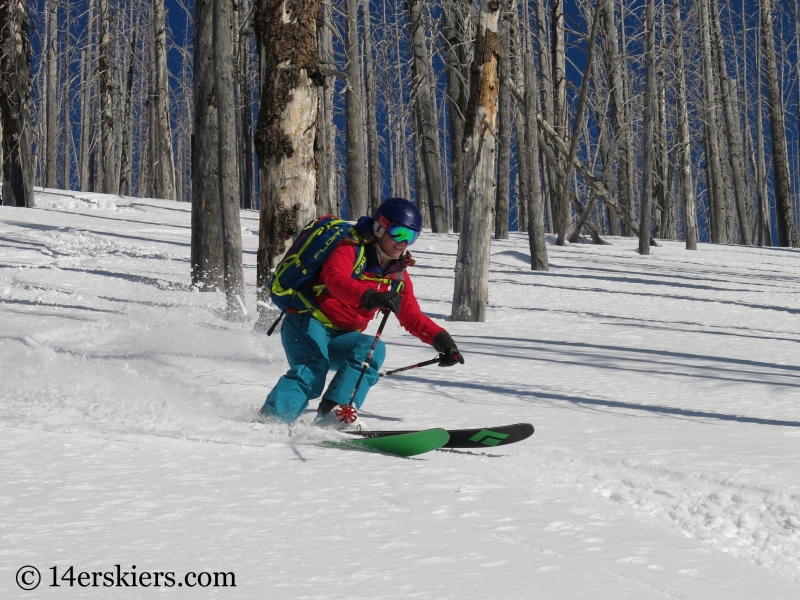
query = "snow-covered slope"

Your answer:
(2, 190), (800, 598)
